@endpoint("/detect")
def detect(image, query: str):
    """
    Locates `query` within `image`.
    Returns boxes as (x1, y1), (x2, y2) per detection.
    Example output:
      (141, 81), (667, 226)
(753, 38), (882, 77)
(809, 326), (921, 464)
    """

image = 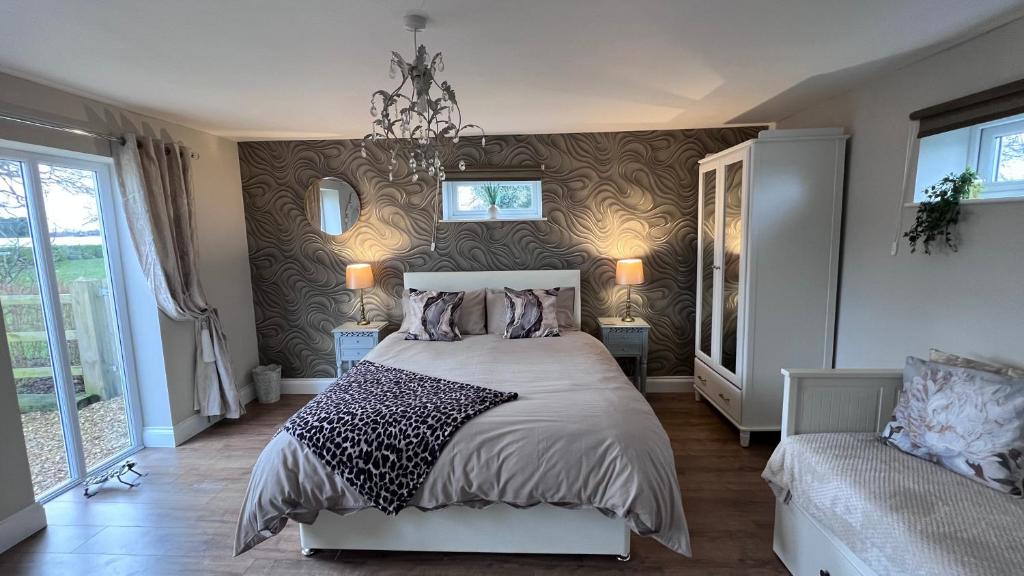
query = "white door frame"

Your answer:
(0, 141), (143, 500)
